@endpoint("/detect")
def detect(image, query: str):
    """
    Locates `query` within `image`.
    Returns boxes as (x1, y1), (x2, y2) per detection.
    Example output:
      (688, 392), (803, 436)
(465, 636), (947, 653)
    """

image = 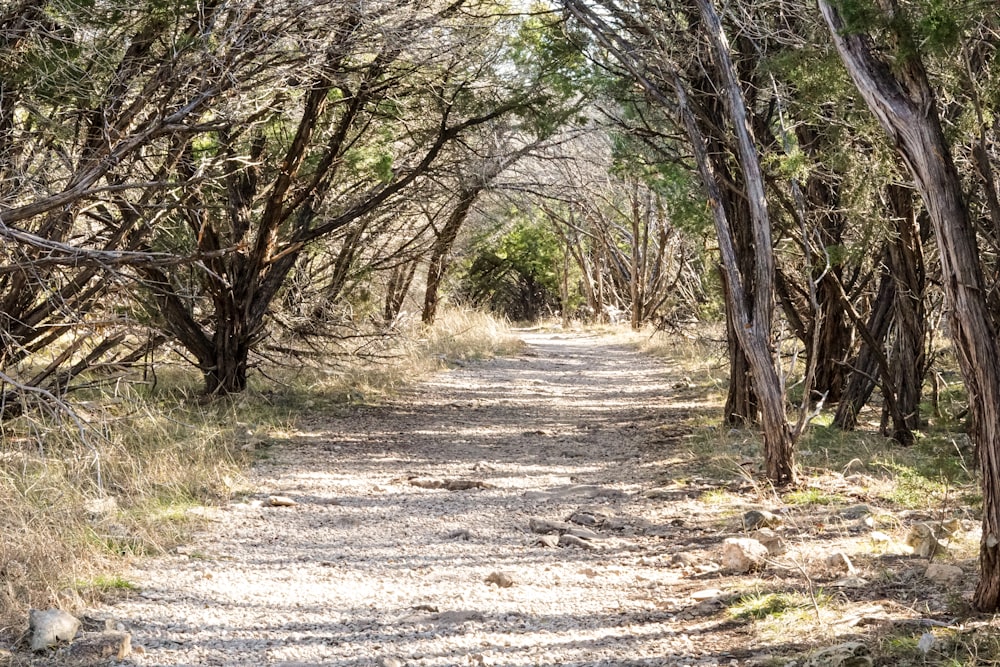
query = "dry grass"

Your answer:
(297, 307), (523, 403)
(614, 322), (1000, 665)
(0, 307), (521, 637)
